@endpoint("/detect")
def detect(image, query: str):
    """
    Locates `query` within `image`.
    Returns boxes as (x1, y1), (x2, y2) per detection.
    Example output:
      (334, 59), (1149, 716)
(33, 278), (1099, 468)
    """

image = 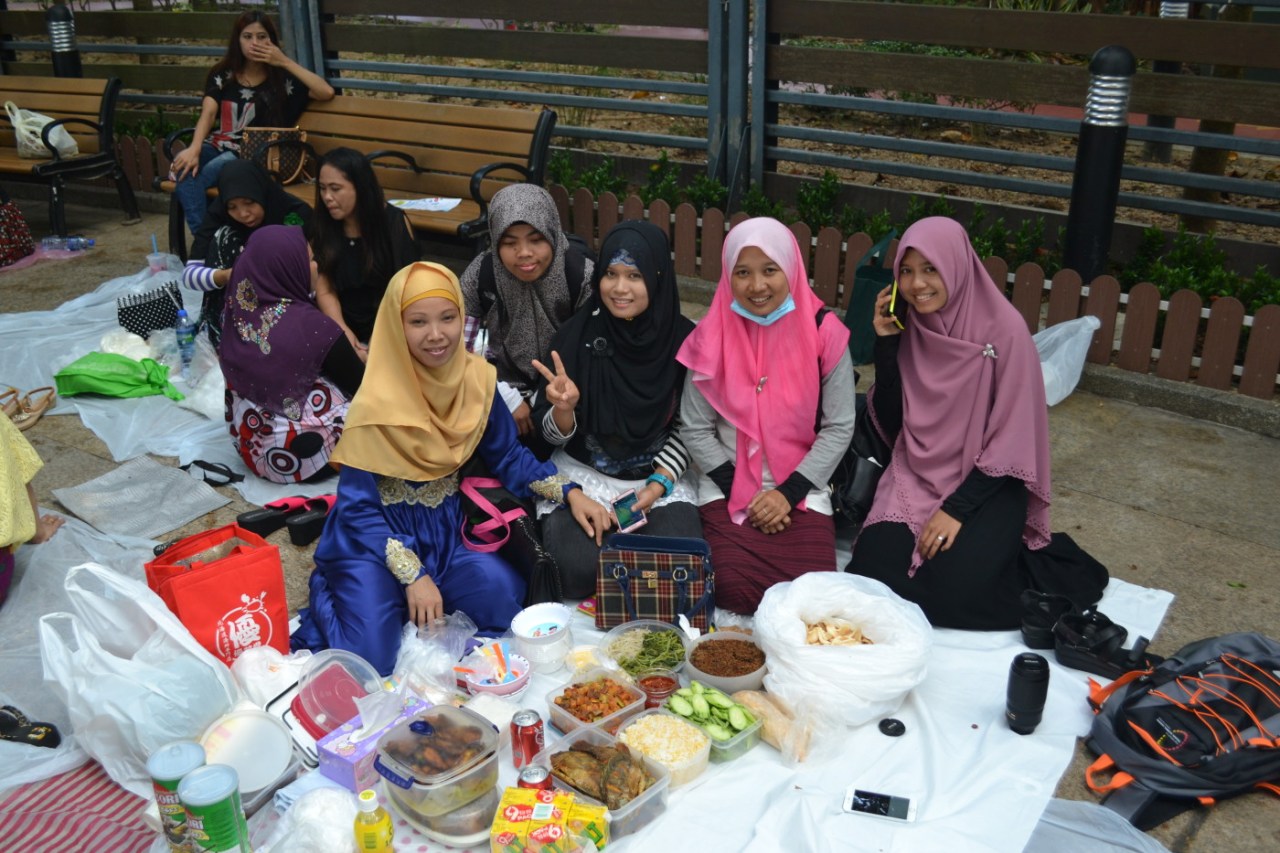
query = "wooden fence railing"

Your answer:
(548, 186), (1280, 402)
(103, 140), (1278, 402)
